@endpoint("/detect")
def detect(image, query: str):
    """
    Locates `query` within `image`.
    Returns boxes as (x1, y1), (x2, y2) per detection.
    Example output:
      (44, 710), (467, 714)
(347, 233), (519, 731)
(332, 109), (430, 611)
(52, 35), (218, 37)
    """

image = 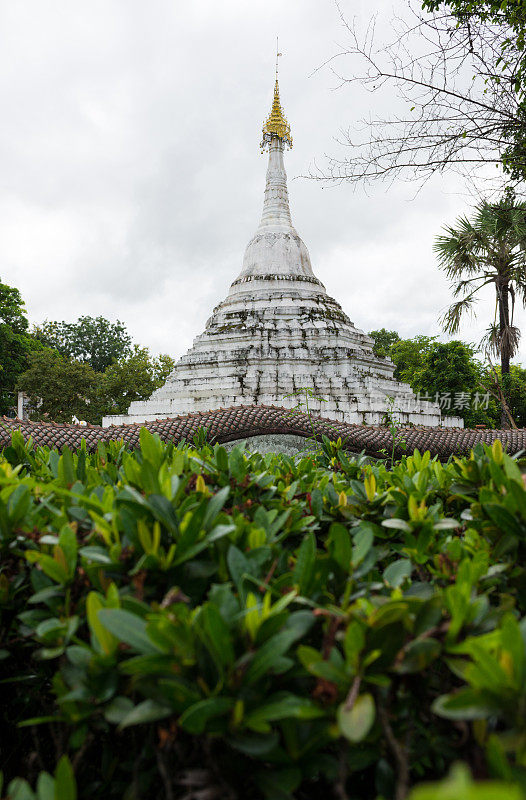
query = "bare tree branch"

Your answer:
(307, 2), (526, 192)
